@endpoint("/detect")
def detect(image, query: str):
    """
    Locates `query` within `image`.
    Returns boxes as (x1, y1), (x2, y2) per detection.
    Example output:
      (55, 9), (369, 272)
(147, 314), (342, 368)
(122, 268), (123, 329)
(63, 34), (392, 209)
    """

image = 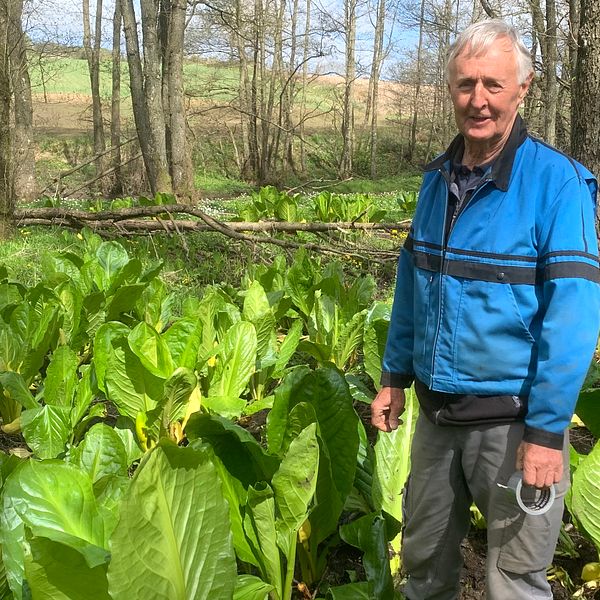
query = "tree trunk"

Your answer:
(83, 0), (107, 188)
(339, 0), (357, 179)
(568, 0), (580, 145)
(0, 0), (14, 237)
(234, 0), (251, 178)
(166, 0), (193, 199)
(369, 0), (386, 179)
(299, 0), (311, 173)
(140, 0), (172, 192)
(111, 0), (123, 196)
(543, 0), (558, 144)
(282, 0), (300, 176)
(8, 0), (34, 202)
(572, 0), (600, 176)
(121, 0), (171, 195)
(264, 0), (285, 181)
(408, 0), (426, 162)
